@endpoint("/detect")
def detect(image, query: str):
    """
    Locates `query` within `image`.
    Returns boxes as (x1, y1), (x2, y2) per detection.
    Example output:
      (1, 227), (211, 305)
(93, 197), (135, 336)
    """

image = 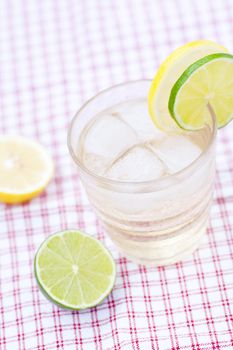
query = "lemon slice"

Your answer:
(34, 230), (116, 310)
(0, 136), (54, 204)
(168, 53), (233, 130)
(148, 40), (228, 132)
